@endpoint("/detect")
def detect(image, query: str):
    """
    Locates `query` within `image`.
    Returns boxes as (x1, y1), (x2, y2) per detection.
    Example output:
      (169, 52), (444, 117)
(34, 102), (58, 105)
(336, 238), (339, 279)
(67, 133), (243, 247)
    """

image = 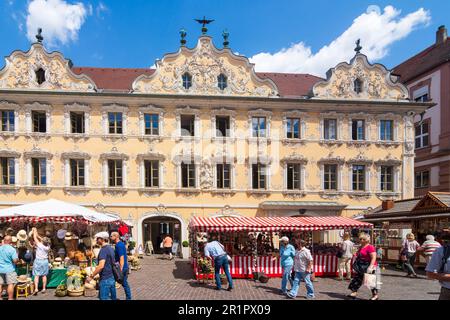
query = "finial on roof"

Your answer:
(36, 28), (43, 43)
(355, 39), (362, 54)
(222, 29), (229, 48)
(194, 16), (214, 34)
(180, 28), (187, 46)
